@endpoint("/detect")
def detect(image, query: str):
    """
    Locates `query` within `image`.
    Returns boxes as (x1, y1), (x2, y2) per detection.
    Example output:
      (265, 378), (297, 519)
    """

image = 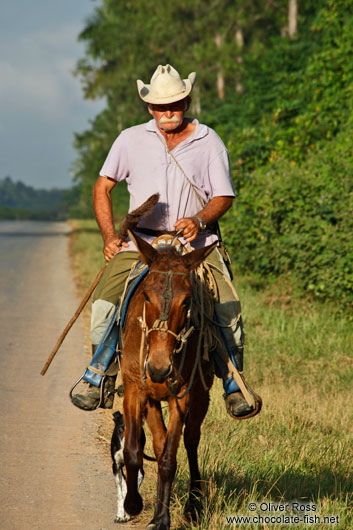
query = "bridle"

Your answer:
(138, 269), (195, 387)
